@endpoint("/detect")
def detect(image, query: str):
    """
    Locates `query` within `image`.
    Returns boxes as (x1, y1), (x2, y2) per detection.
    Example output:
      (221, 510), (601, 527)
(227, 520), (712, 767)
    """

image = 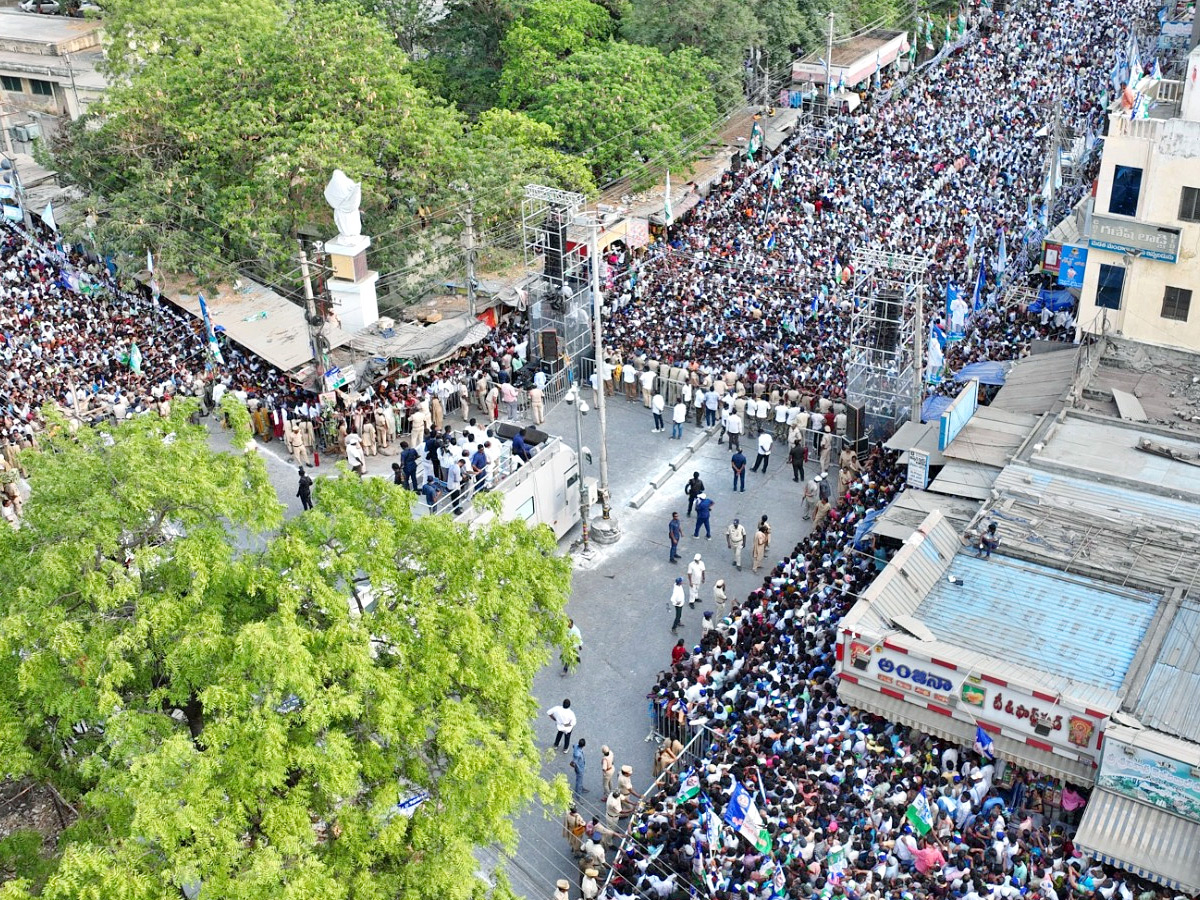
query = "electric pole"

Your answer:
(298, 240), (327, 391)
(461, 195), (477, 319)
(825, 11), (836, 102)
(912, 284), (924, 424)
(588, 215), (619, 542)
